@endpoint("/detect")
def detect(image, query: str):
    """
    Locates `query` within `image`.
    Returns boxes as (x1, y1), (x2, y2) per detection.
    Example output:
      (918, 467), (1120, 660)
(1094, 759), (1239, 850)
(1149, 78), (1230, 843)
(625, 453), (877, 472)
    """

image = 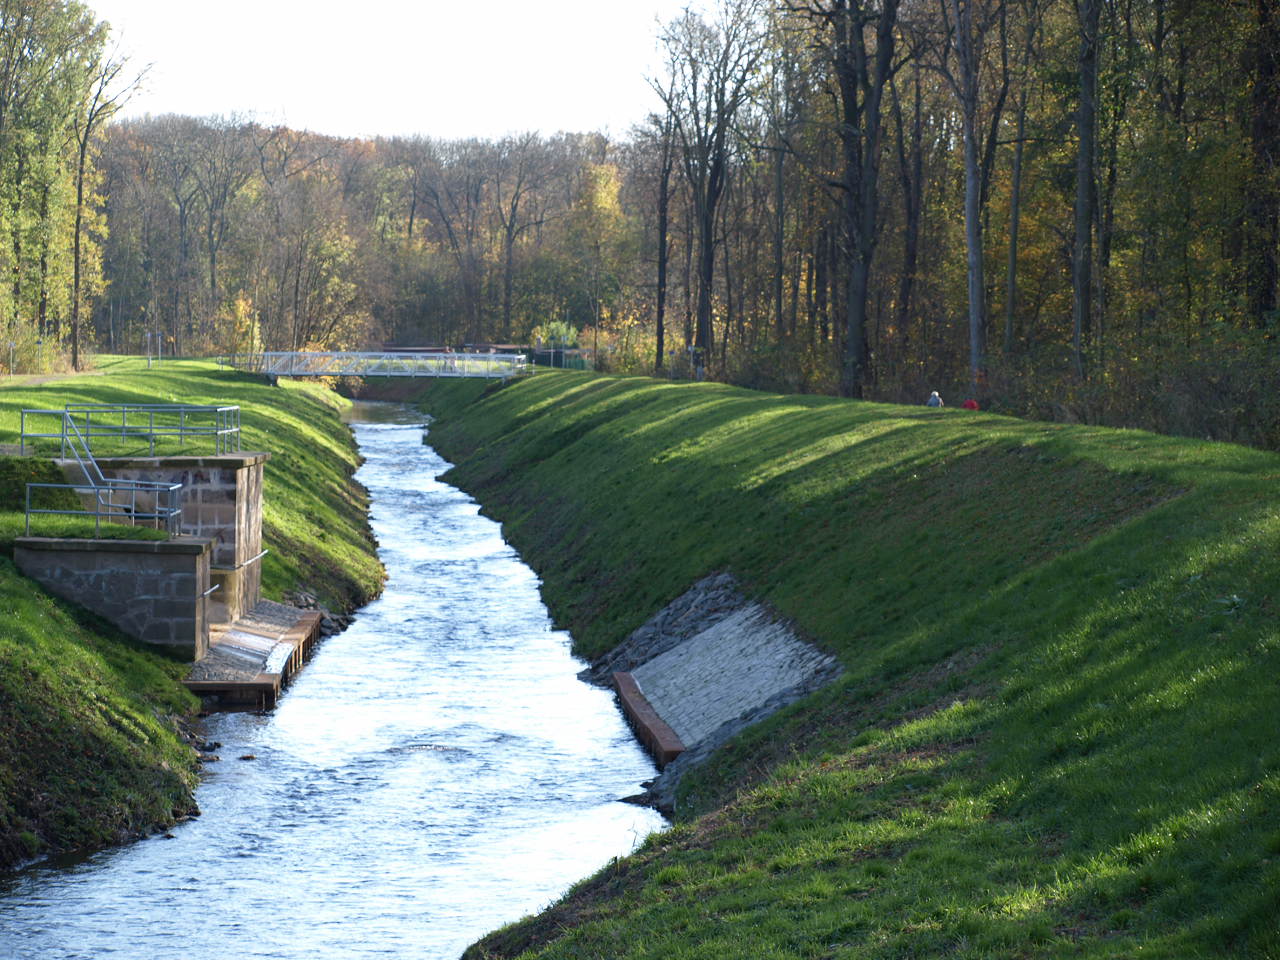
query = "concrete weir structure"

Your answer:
(90, 453), (268, 627)
(15, 444), (321, 707)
